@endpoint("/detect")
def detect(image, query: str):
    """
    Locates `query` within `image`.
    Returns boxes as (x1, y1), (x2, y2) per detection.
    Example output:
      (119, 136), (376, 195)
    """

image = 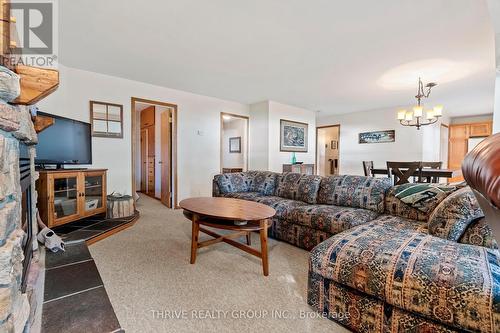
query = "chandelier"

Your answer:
(397, 77), (443, 130)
